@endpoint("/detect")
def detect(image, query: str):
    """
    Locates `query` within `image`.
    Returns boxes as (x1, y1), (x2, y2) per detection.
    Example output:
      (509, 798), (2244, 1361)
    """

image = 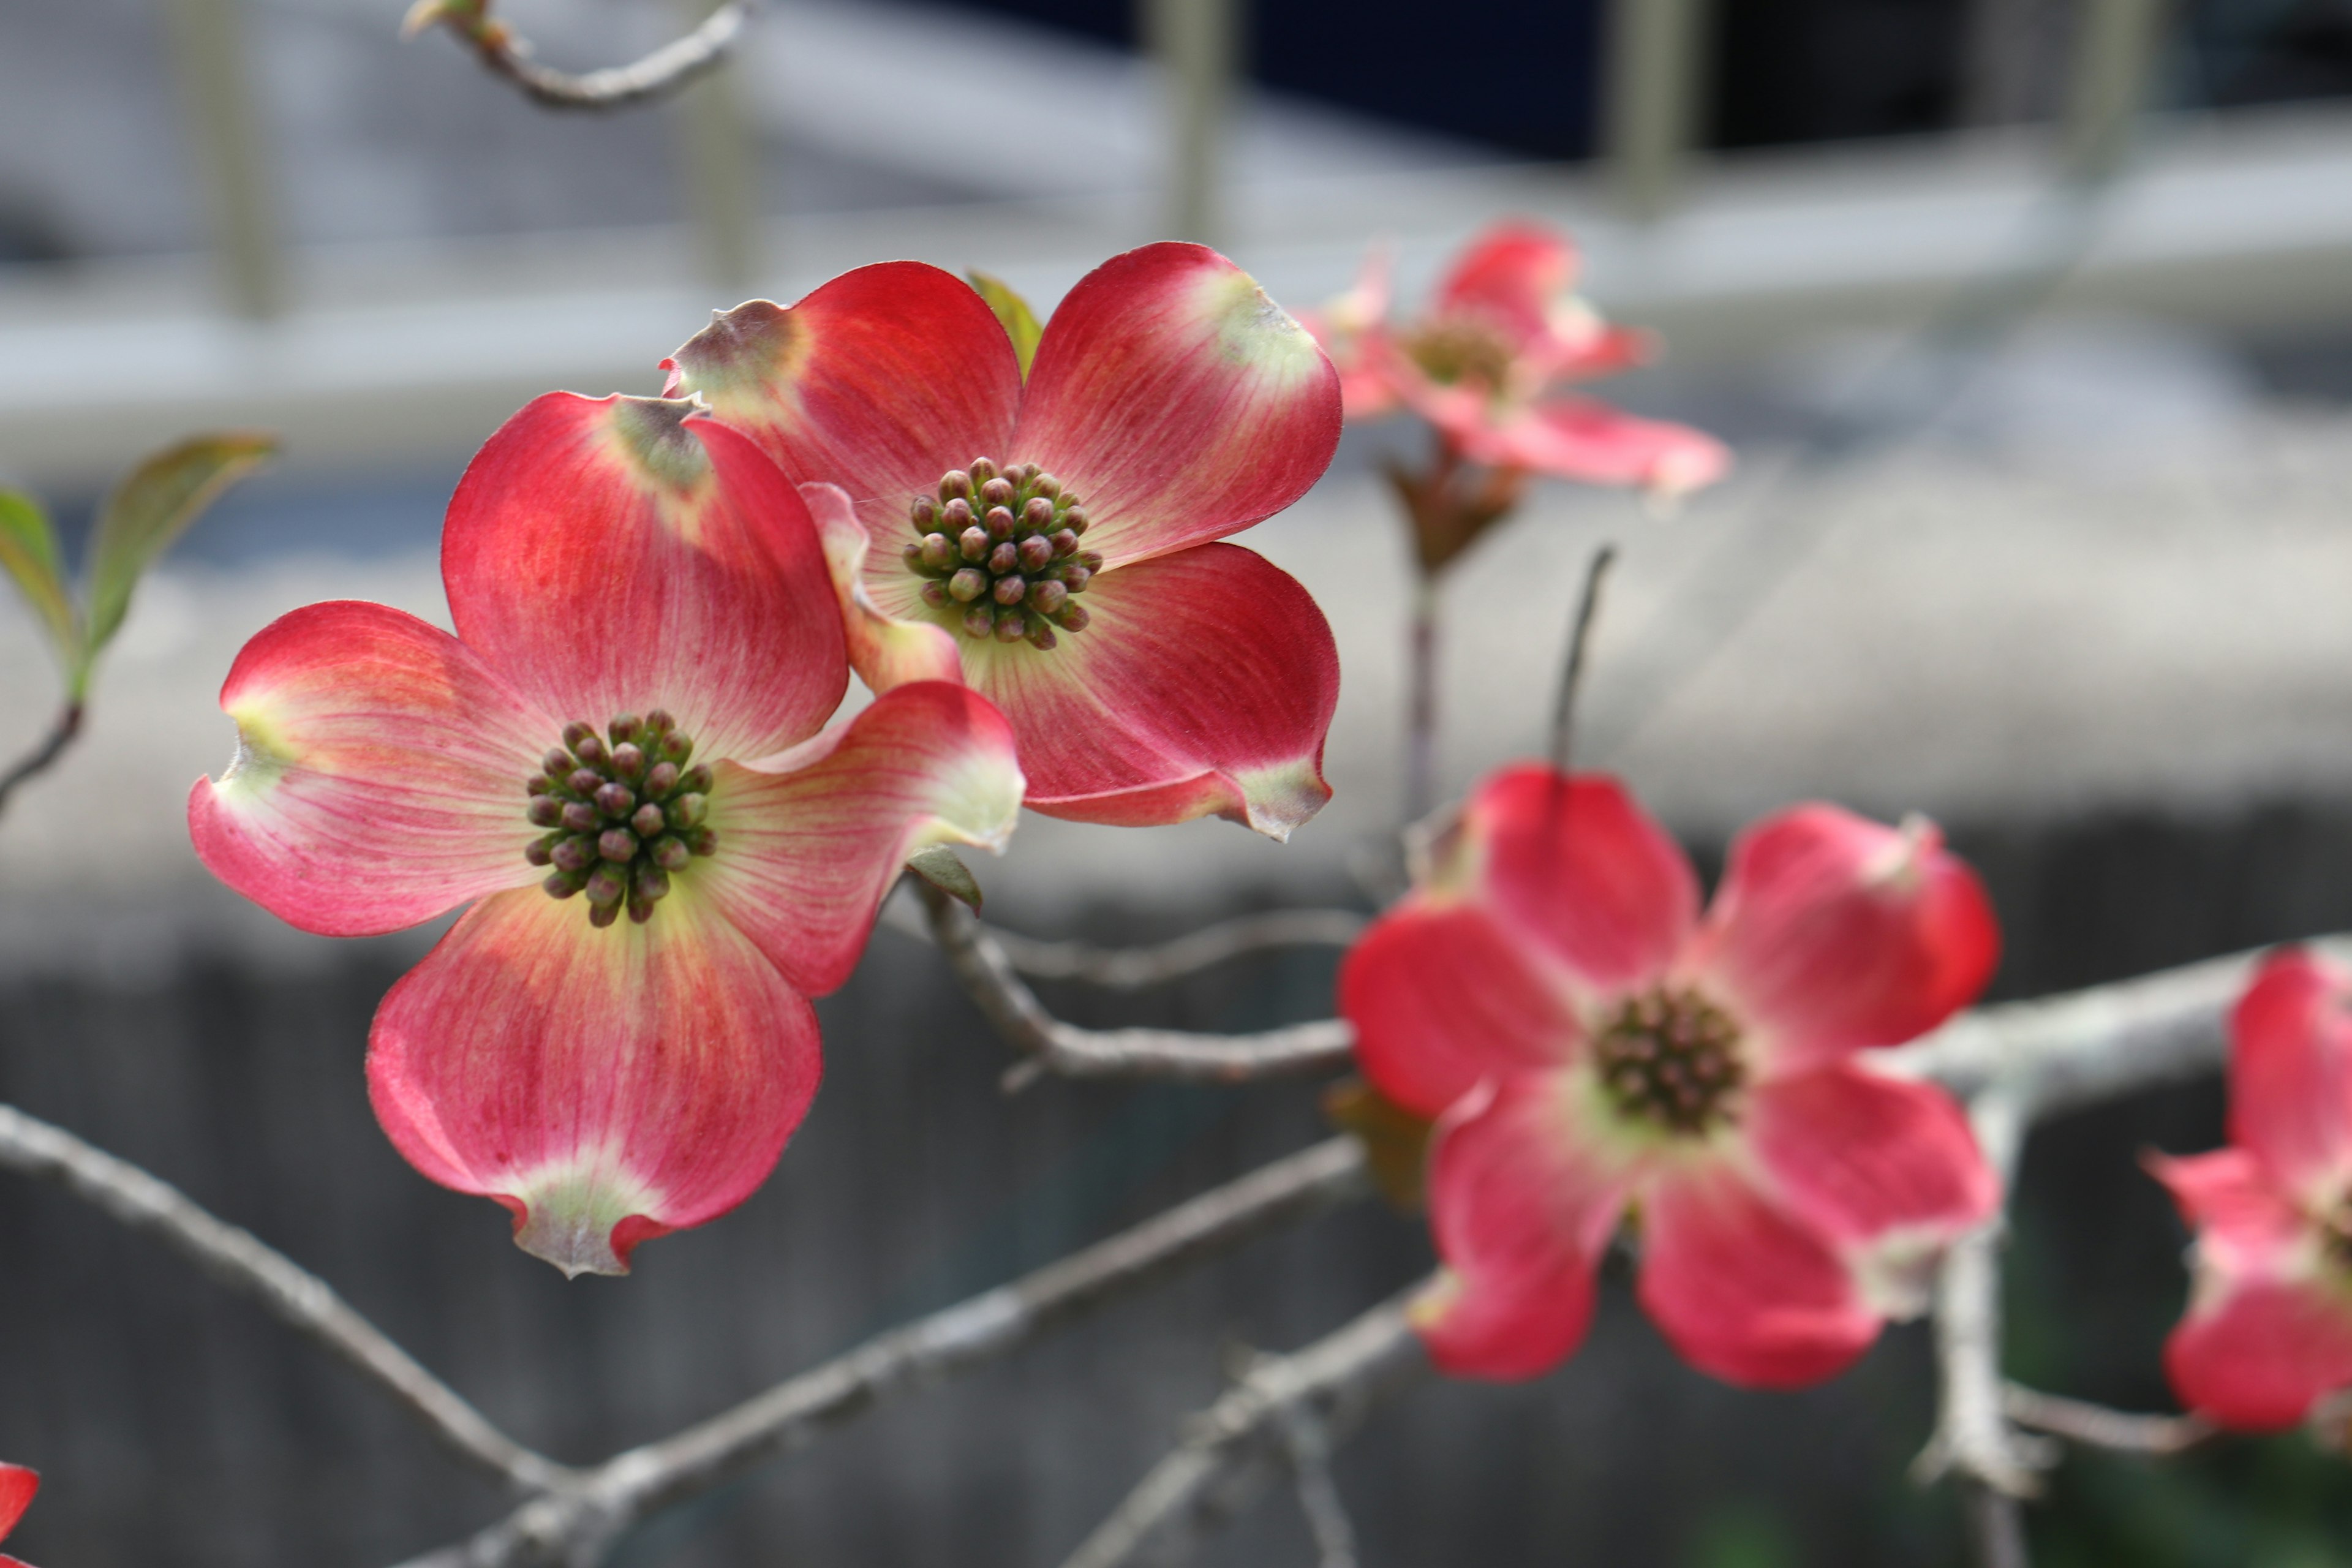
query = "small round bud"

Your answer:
(608, 714), (641, 745)
(585, 865), (628, 906)
(968, 457), (998, 486)
(921, 582), (949, 608)
(634, 864), (671, 904)
(1053, 602), (1091, 633)
(1078, 550), (1105, 572)
(644, 761), (679, 796)
(980, 475), (1015, 507)
(598, 827), (638, 862)
(525, 834), (559, 867)
(576, 734), (607, 767)
(595, 782), (635, 818)
(987, 541), (1019, 575)
(1021, 496), (1055, 530)
(963, 605), (995, 638)
(562, 721), (595, 752)
(1050, 529), (1079, 558)
(1025, 618), (1058, 650)
(526, 775), (552, 797)
(1029, 579), (1068, 616)
(921, 532), (957, 570)
(986, 506), (1016, 541)
(543, 747), (573, 775)
(646, 709), (674, 737)
(627, 891), (657, 925)
(545, 870), (584, 900)
(527, 795), (565, 828)
(943, 496), (975, 530)
(1061, 565), (1093, 594)
(679, 763), (714, 794)
(561, 801), (600, 834)
(902, 541), (925, 570)
(1017, 535), (1052, 572)
(686, 826), (720, 856)
(667, 793), (709, 830)
(940, 469), (973, 502)
(949, 567), (988, 602)
(992, 611), (1027, 643)
(611, 742), (646, 781)
(589, 900), (622, 929)
(1061, 505), (1088, 535)
(910, 496), (938, 531)
(1031, 472), (1063, 499)
(567, 769), (601, 796)
(993, 575), (1027, 605)
(960, 526), (989, 562)
(552, 835), (594, 873)
(653, 834), (692, 871)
